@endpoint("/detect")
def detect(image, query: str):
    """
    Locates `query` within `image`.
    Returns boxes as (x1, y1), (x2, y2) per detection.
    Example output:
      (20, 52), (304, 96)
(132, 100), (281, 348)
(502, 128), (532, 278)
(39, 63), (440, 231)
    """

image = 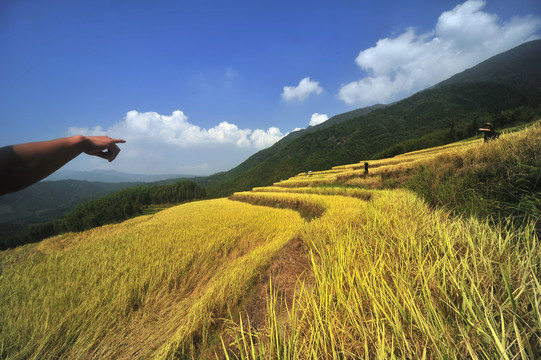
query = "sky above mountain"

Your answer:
(1, 0), (540, 176)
